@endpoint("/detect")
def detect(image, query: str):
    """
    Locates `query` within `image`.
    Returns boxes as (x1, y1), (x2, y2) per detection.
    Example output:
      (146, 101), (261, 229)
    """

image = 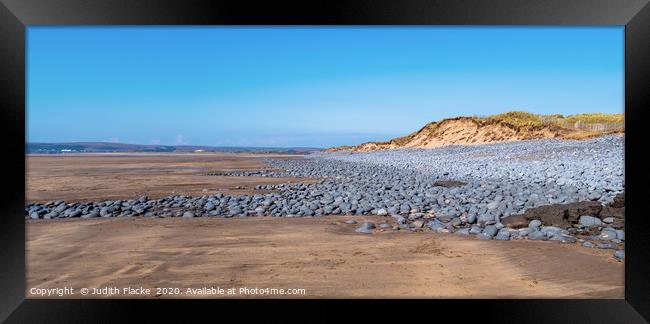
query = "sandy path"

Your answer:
(26, 216), (623, 299)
